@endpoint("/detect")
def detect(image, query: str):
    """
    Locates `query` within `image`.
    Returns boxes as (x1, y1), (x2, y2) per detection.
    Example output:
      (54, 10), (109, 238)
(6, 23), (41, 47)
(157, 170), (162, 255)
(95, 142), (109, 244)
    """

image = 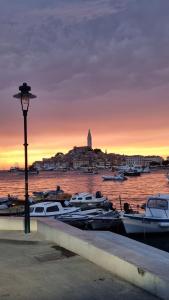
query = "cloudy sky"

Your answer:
(1, 0), (169, 168)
